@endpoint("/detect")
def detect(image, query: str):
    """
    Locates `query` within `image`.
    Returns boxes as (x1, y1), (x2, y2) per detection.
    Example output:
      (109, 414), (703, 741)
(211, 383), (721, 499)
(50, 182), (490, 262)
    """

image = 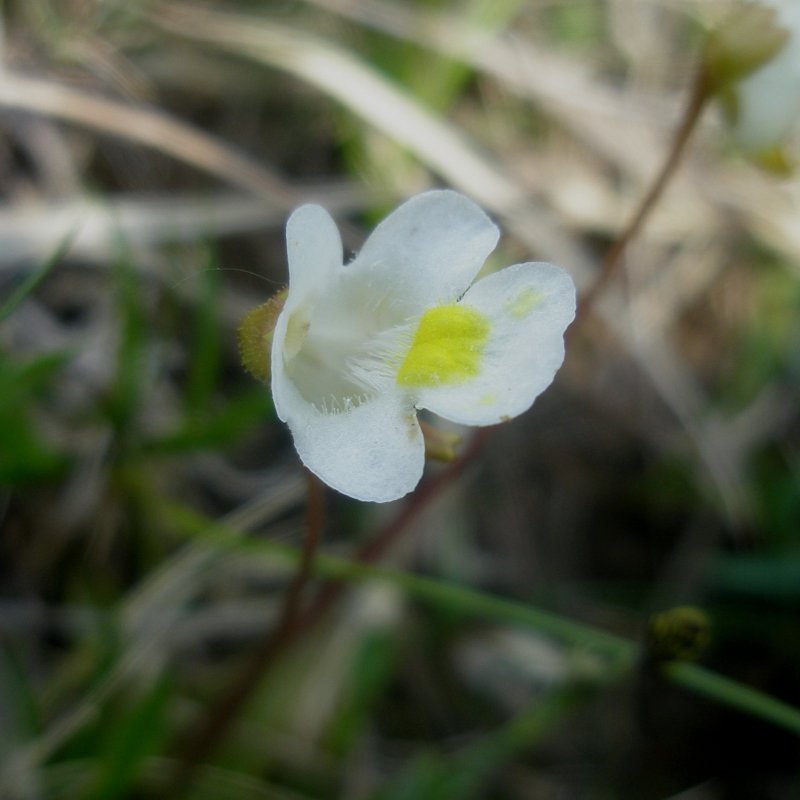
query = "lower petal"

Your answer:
(415, 262), (576, 426)
(275, 355), (424, 501)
